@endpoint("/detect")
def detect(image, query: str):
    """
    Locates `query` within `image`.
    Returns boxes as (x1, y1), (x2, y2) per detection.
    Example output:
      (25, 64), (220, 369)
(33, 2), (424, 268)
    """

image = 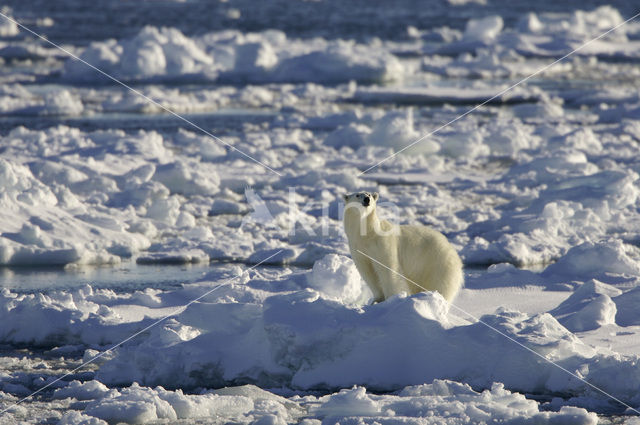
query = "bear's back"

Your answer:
(397, 224), (463, 299)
